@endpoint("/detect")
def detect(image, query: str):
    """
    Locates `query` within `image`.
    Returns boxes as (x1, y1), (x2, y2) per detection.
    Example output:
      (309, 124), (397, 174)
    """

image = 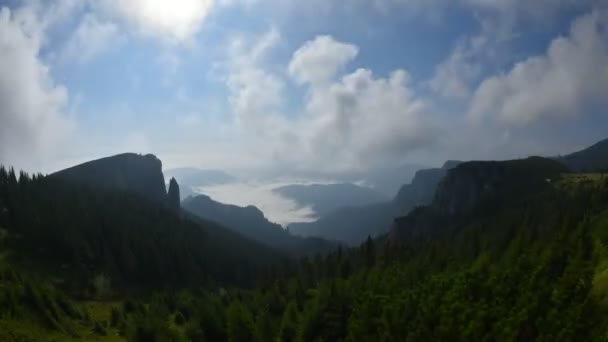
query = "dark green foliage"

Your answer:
(1, 161), (608, 340)
(174, 311), (186, 325)
(0, 166), (282, 293)
(226, 300), (255, 342)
